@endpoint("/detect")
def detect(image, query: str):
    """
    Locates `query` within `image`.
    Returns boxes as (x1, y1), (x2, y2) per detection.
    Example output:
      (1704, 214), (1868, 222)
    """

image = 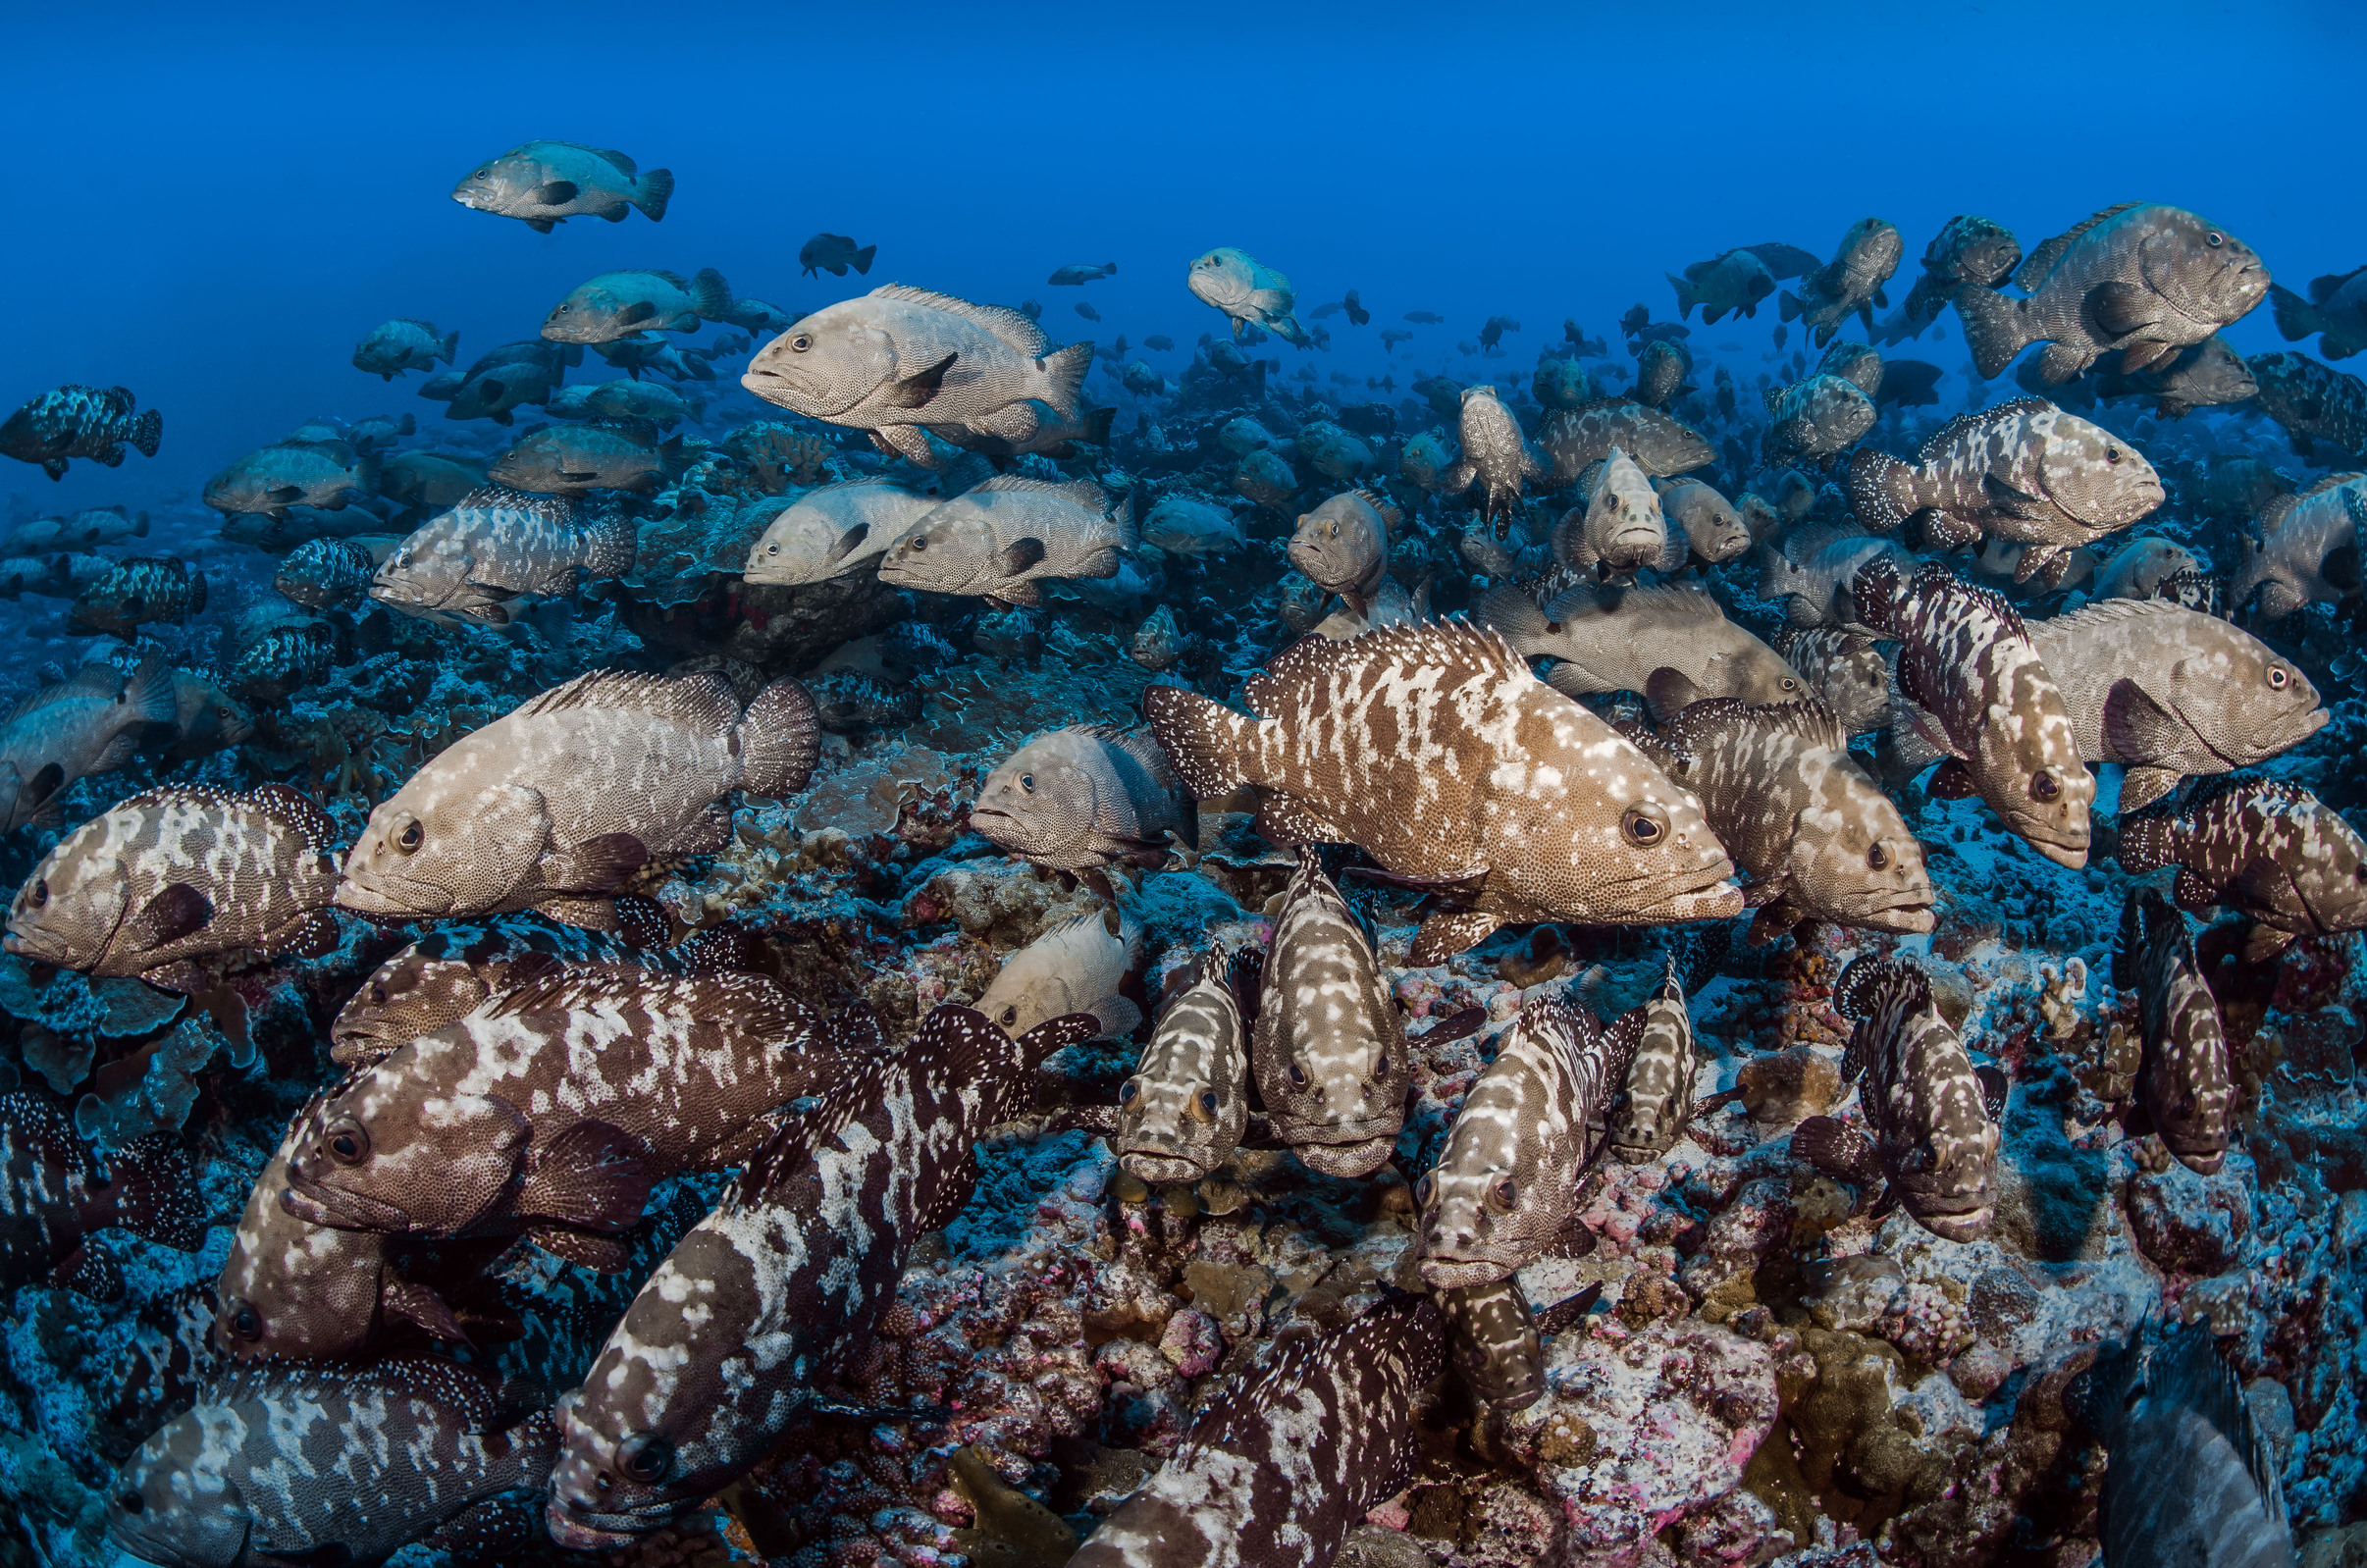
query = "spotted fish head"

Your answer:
(2033, 410), (2165, 530)
(284, 1070), (529, 1236)
(2161, 634), (2326, 766)
(971, 730), (1104, 864)
(1416, 1000), (1592, 1286)
(1788, 757), (1935, 933)
(1607, 987), (1696, 1163)
(108, 1408), (251, 1568)
(741, 302), (900, 419)
(339, 771), (551, 922)
(873, 502), (1001, 597)
(3, 824), (131, 969)
(216, 1100), (393, 1361)
(1287, 493), (1386, 596)
(1252, 856), (1409, 1177)
(2136, 208), (2269, 335)
(1117, 956), (1247, 1185)
(1440, 1279), (1545, 1411)
(328, 951), (496, 1065)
